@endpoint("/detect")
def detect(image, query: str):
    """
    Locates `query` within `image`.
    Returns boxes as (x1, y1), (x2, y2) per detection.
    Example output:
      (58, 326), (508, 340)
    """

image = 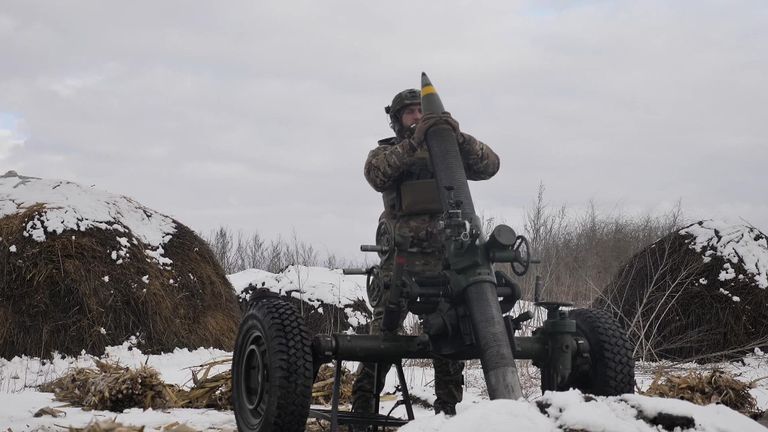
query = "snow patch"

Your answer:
(0, 172), (177, 267)
(228, 265), (370, 326)
(680, 220), (768, 289)
(400, 390), (766, 432)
